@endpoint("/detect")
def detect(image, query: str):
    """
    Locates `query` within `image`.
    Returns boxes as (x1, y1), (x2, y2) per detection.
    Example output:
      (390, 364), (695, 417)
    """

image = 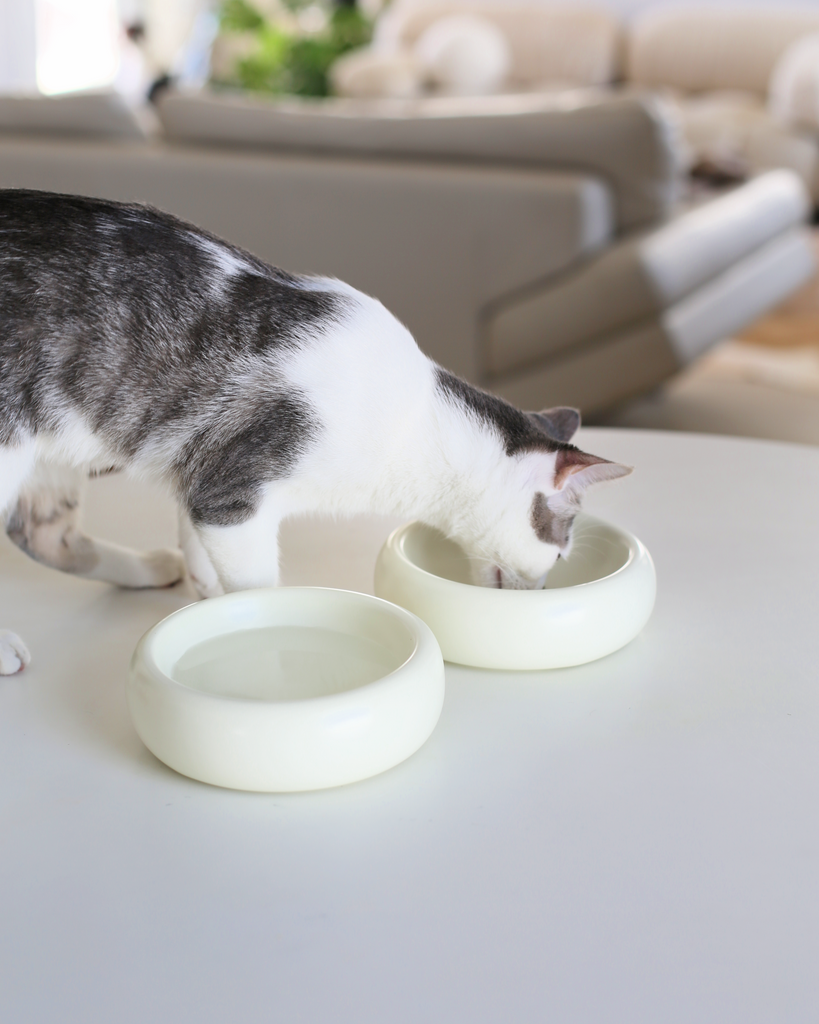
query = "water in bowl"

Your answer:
(172, 626), (402, 702)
